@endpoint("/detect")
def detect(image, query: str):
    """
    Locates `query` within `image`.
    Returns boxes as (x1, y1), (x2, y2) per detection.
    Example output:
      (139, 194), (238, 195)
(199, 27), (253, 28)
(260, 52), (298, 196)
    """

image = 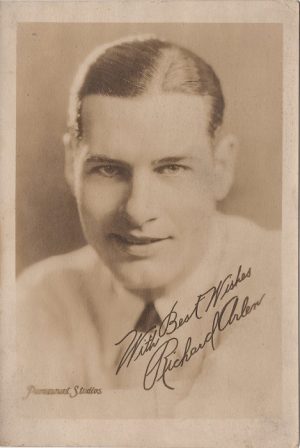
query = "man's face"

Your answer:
(71, 94), (219, 291)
